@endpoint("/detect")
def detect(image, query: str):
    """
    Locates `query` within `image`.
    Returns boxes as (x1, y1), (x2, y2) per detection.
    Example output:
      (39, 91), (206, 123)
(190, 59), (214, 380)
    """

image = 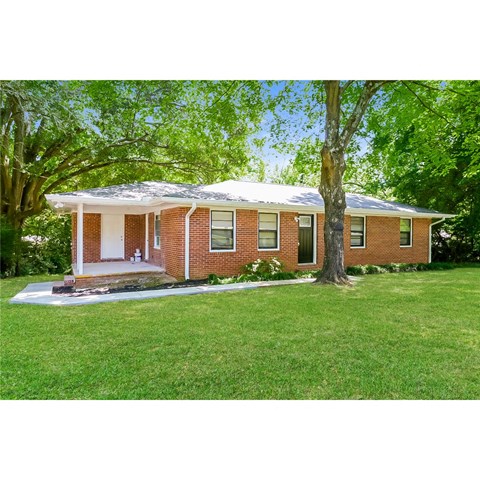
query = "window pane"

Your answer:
(154, 214), (160, 247)
(351, 217), (364, 231)
(400, 219), (411, 232)
(212, 211), (233, 229)
(259, 213), (277, 231)
(299, 216), (311, 228)
(400, 232), (411, 246)
(259, 231), (277, 249)
(351, 234), (364, 247)
(212, 229), (233, 249)
(350, 217), (364, 246)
